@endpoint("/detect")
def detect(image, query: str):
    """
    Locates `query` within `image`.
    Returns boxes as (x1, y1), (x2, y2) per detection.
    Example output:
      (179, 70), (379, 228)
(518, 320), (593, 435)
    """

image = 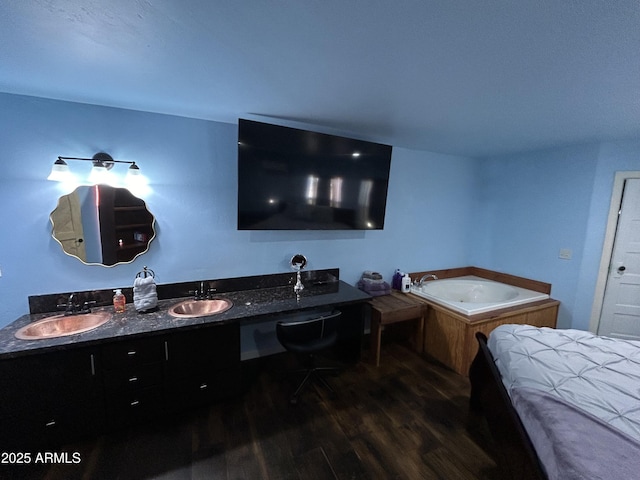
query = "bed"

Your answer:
(469, 324), (640, 480)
